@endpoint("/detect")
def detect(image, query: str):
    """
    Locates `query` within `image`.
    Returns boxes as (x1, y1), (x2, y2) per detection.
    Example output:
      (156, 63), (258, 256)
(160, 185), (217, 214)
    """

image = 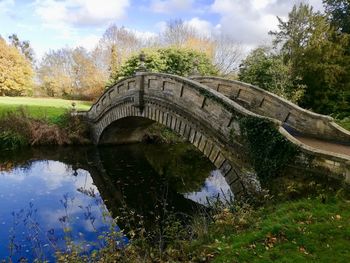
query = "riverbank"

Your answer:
(0, 110), (91, 150)
(0, 97), (92, 149)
